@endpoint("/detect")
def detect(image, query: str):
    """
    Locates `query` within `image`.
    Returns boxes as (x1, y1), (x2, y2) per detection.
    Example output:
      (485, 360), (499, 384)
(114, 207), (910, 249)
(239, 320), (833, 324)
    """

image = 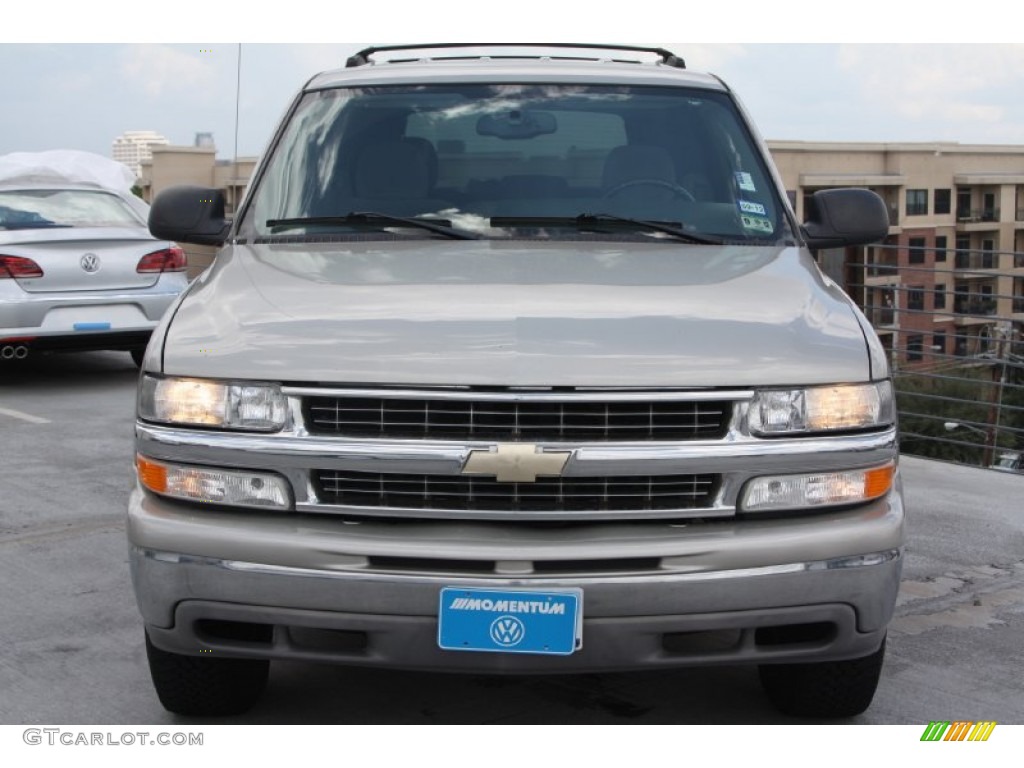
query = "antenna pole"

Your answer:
(232, 43), (242, 212)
